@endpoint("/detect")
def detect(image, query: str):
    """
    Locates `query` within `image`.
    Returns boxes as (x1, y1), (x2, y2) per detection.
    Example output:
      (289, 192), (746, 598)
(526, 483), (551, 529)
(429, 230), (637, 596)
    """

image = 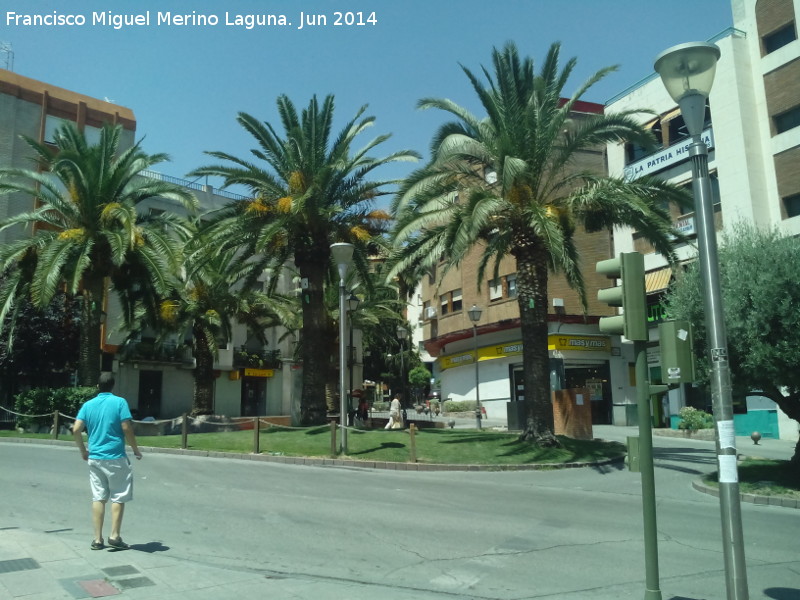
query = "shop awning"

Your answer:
(645, 266), (673, 294)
